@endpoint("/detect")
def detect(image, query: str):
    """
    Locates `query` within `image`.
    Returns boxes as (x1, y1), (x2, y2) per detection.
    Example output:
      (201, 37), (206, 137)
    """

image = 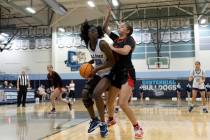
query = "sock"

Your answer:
(190, 103), (194, 107)
(203, 106), (207, 109)
(109, 117), (113, 121)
